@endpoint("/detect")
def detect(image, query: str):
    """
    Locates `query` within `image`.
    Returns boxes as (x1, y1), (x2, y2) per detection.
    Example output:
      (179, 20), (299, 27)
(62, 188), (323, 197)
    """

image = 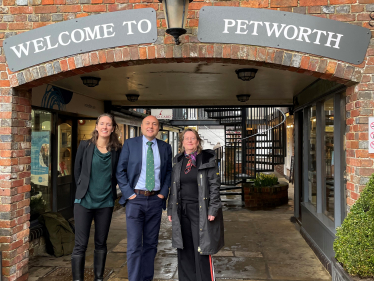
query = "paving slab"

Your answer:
(268, 263), (331, 280)
(214, 257), (268, 279)
(29, 184), (331, 281)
